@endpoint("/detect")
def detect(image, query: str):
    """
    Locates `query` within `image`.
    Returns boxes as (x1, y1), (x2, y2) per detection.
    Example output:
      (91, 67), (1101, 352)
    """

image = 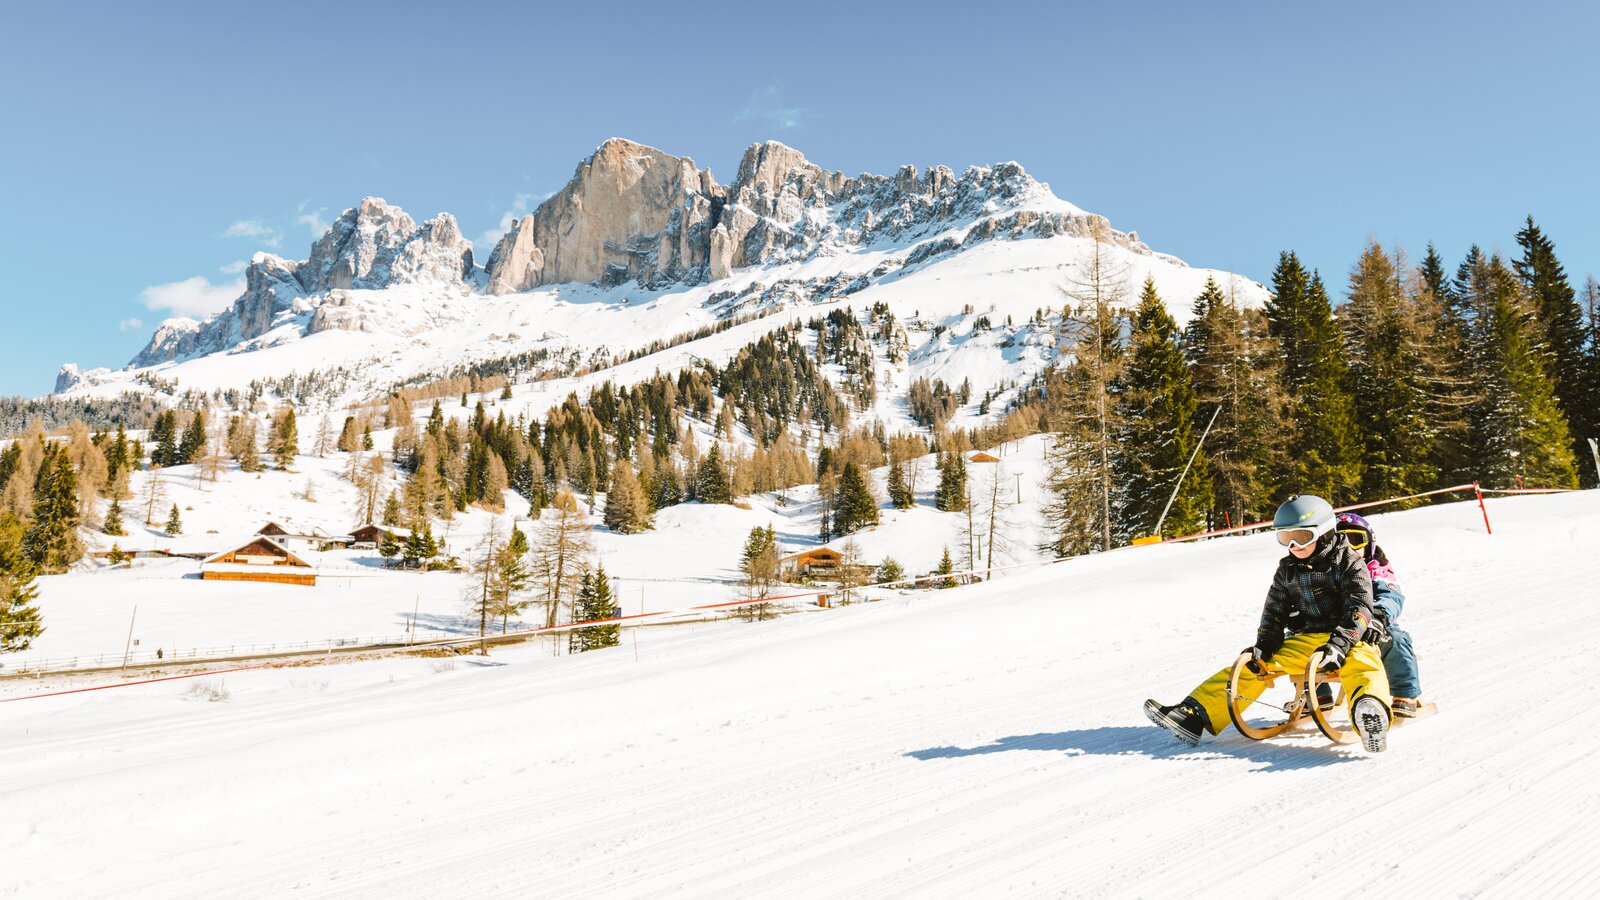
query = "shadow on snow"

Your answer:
(905, 725), (1363, 771)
